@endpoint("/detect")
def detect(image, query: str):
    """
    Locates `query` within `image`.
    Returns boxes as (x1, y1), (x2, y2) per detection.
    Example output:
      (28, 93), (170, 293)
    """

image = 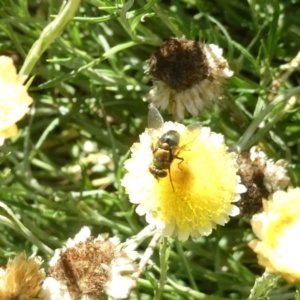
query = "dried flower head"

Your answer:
(145, 37), (233, 120)
(0, 56), (33, 145)
(249, 188), (300, 282)
(0, 252), (45, 300)
(236, 146), (290, 215)
(40, 227), (137, 300)
(122, 106), (245, 242)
